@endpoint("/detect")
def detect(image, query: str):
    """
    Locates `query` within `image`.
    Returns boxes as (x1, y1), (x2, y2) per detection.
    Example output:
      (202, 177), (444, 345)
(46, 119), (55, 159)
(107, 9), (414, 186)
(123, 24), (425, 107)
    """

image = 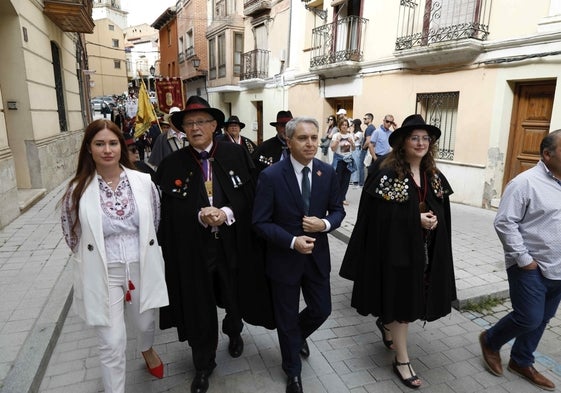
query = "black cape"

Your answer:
(215, 133), (258, 157)
(156, 142), (275, 344)
(252, 135), (287, 172)
(339, 167), (456, 323)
